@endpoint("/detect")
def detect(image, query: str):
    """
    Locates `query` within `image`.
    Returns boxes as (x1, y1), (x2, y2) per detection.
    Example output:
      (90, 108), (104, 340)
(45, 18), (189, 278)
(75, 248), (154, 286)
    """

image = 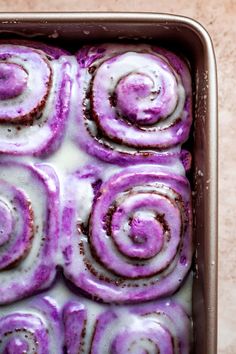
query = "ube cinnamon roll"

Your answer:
(0, 161), (59, 304)
(0, 40), (71, 155)
(0, 297), (62, 353)
(62, 164), (192, 303)
(74, 44), (192, 165)
(63, 300), (191, 353)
